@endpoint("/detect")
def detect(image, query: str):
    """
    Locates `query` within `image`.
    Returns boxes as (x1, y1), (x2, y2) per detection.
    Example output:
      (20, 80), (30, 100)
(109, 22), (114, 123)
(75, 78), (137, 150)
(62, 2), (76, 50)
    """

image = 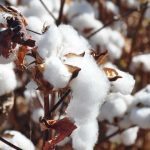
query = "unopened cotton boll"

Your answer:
(121, 126), (139, 146)
(67, 1), (95, 20)
(131, 54), (150, 72)
(71, 120), (98, 150)
(0, 63), (17, 96)
(130, 108), (150, 129)
(44, 57), (71, 89)
(0, 130), (35, 150)
(99, 93), (128, 122)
